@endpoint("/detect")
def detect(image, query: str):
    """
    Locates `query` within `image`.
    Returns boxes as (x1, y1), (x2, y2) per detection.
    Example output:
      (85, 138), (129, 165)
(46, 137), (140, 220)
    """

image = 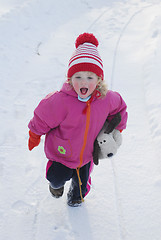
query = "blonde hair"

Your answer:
(67, 74), (108, 98)
(96, 77), (108, 98)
